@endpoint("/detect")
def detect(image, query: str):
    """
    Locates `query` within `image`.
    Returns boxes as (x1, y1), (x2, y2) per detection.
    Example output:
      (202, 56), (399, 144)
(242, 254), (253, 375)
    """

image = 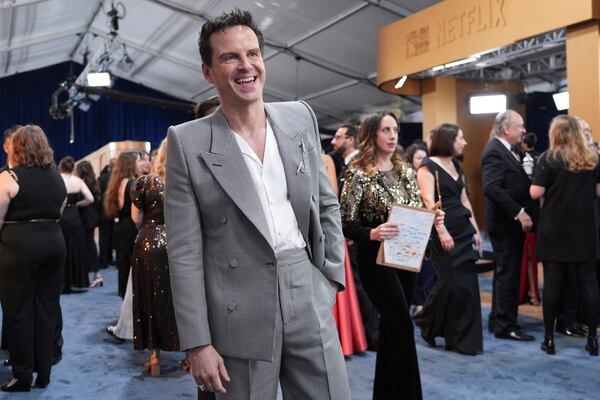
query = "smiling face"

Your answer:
(375, 115), (399, 156)
(201, 25), (265, 109)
